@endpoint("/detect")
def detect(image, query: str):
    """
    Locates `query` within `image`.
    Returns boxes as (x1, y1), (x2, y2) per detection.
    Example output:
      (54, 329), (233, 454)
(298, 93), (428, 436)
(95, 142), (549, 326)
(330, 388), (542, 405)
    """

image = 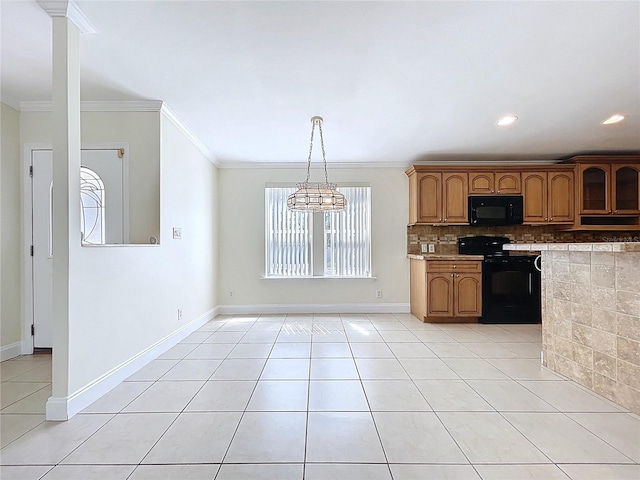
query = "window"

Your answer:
(80, 166), (106, 245)
(265, 186), (371, 277)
